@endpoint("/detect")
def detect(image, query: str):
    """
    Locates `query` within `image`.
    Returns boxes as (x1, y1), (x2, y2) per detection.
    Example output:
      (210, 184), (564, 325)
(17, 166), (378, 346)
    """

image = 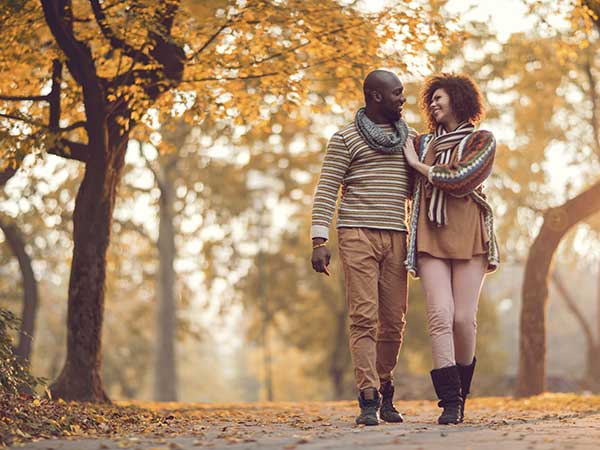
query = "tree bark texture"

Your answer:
(0, 216), (39, 365)
(516, 180), (600, 397)
(49, 138), (128, 402)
